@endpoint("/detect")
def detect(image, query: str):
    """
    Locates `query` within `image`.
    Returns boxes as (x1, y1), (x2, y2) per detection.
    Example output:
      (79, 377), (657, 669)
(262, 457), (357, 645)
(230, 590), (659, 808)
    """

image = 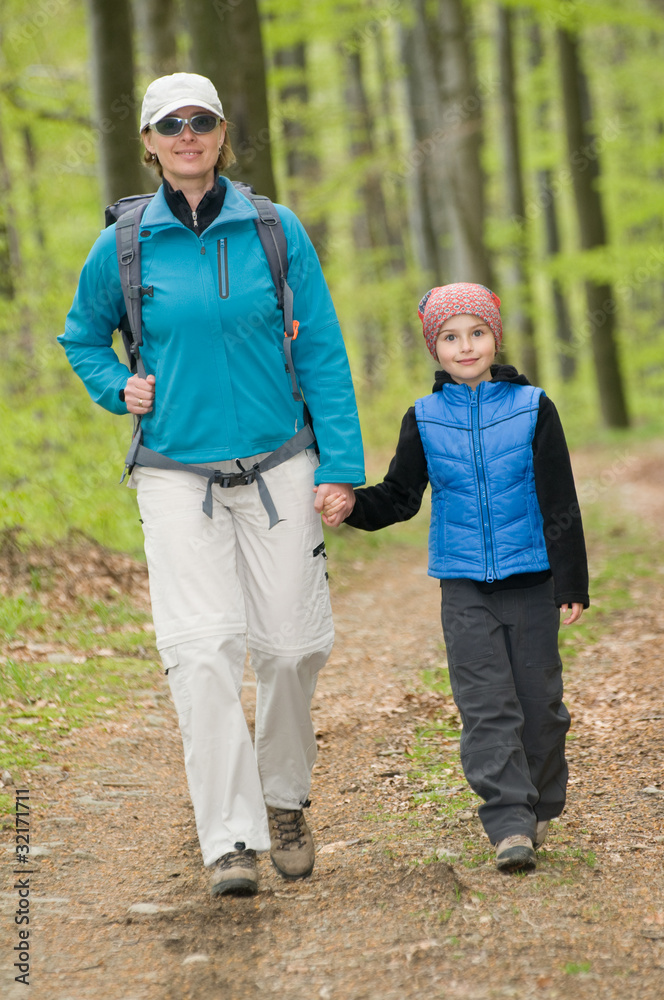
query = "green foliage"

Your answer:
(0, 378), (144, 553)
(1, 0), (664, 552)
